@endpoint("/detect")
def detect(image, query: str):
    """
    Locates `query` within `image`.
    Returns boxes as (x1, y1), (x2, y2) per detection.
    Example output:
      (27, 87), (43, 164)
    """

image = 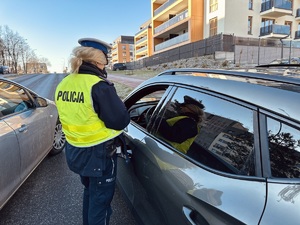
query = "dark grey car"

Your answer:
(0, 66), (10, 74)
(112, 63), (127, 71)
(117, 68), (300, 225)
(0, 78), (66, 209)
